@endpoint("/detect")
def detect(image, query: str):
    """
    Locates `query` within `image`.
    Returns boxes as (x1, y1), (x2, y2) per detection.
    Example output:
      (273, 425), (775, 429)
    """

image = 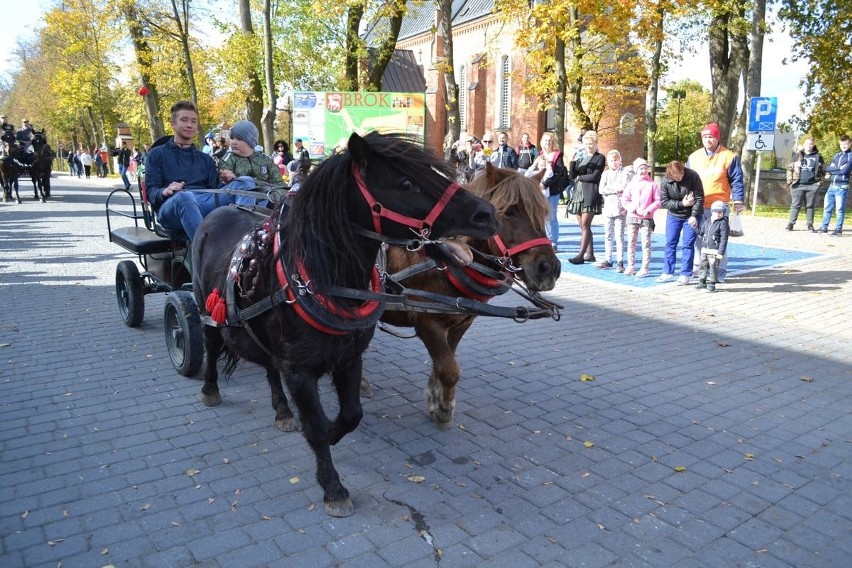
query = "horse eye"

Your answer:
(504, 205), (519, 218)
(400, 179), (414, 191)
